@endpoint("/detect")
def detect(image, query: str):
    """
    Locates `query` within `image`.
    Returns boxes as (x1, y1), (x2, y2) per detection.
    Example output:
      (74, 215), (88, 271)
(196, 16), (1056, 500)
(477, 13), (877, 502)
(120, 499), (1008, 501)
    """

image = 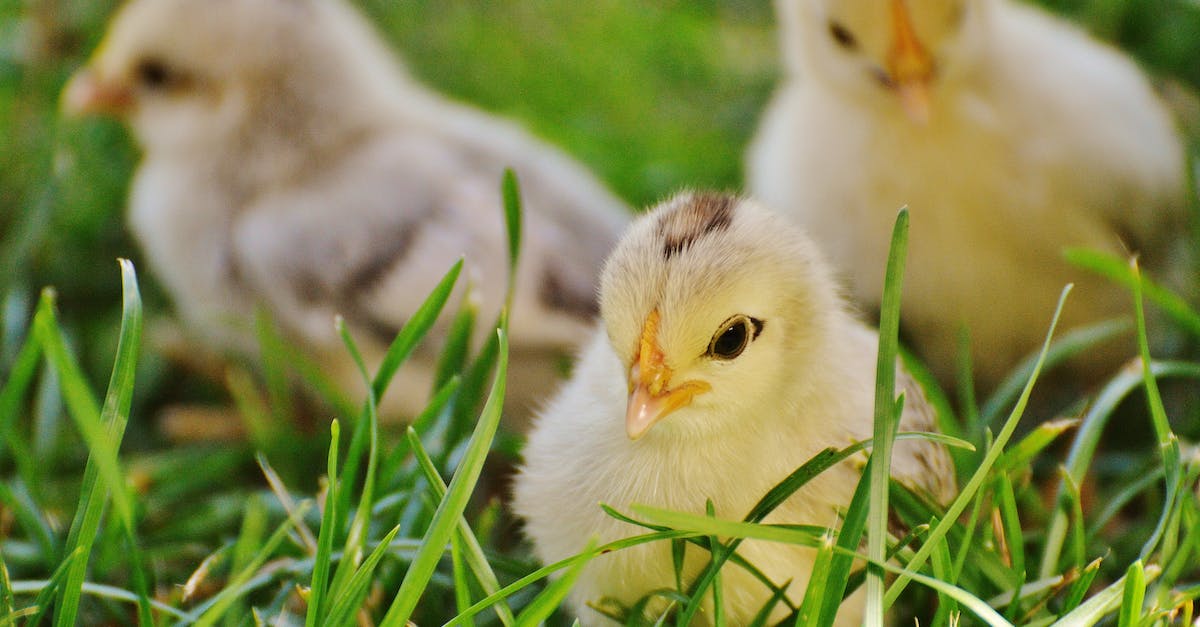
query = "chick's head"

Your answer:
(785, 0), (988, 122)
(62, 0), (400, 153)
(599, 192), (842, 442)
